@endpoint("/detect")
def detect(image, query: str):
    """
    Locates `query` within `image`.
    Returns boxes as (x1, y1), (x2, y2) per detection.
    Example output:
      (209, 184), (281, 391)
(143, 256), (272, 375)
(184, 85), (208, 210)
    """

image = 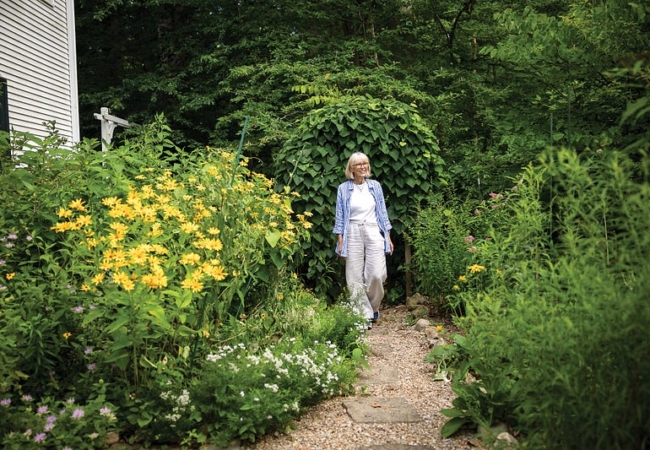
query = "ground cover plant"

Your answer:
(0, 120), (366, 448)
(422, 147), (650, 449)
